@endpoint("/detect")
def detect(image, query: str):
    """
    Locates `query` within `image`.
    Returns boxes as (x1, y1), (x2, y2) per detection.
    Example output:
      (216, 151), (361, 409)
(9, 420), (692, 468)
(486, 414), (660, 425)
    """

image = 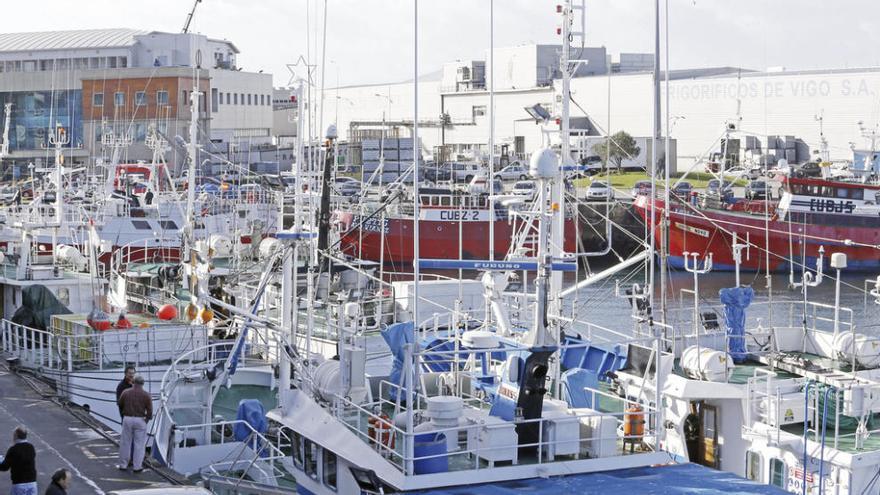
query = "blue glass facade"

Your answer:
(0, 90), (83, 151)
